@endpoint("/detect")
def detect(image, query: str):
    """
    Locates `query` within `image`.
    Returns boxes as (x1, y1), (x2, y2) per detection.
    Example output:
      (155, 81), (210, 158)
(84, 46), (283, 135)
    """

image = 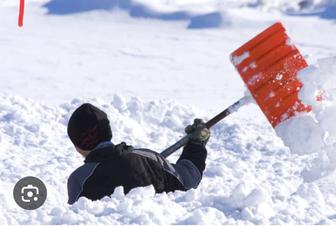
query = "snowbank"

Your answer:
(275, 57), (336, 182)
(1, 0), (336, 224)
(43, 0), (229, 29)
(42, 0), (336, 22)
(1, 94), (335, 224)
